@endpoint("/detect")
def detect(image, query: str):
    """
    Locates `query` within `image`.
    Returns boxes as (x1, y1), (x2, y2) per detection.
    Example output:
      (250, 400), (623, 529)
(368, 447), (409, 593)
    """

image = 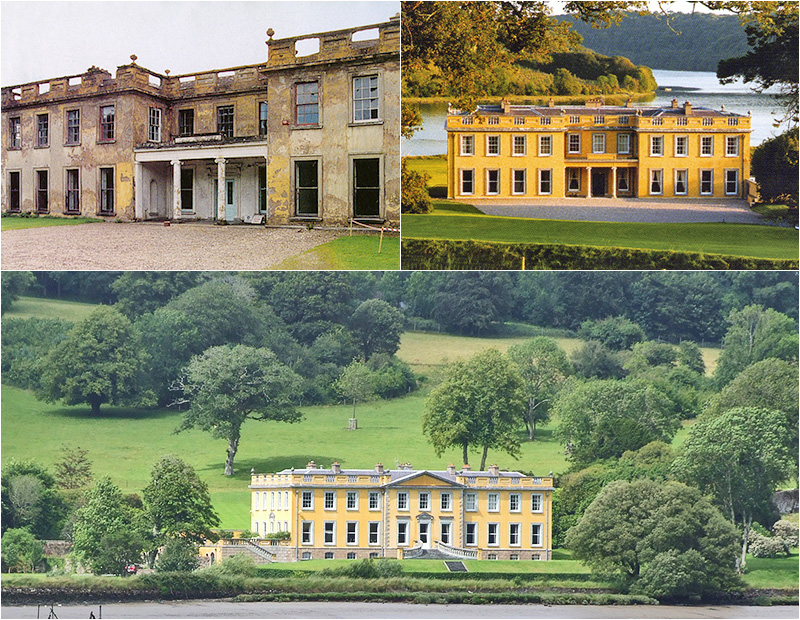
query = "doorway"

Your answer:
(213, 179), (236, 221)
(591, 170), (607, 197)
(419, 521), (430, 549)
